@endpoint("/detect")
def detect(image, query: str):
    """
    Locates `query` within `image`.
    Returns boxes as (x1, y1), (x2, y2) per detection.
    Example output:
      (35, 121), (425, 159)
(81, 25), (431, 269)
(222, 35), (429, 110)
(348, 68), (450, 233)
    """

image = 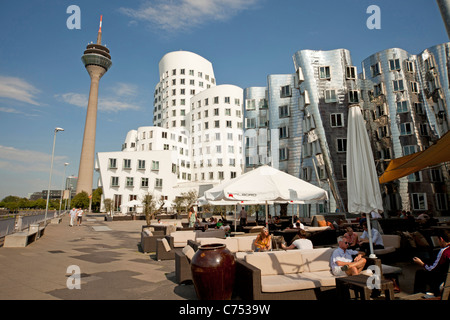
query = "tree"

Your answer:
(91, 187), (103, 213)
(182, 190), (198, 215)
(173, 196), (185, 214)
(103, 198), (113, 216)
(142, 192), (165, 226)
(71, 191), (89, 209)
